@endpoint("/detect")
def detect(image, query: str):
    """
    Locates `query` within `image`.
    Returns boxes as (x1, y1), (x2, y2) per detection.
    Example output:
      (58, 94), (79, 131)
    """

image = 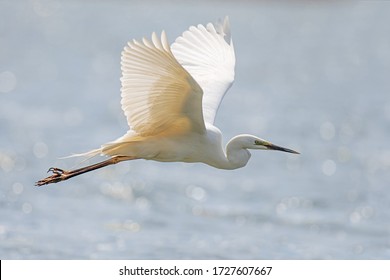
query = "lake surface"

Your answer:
(1, 0), (389, 259)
